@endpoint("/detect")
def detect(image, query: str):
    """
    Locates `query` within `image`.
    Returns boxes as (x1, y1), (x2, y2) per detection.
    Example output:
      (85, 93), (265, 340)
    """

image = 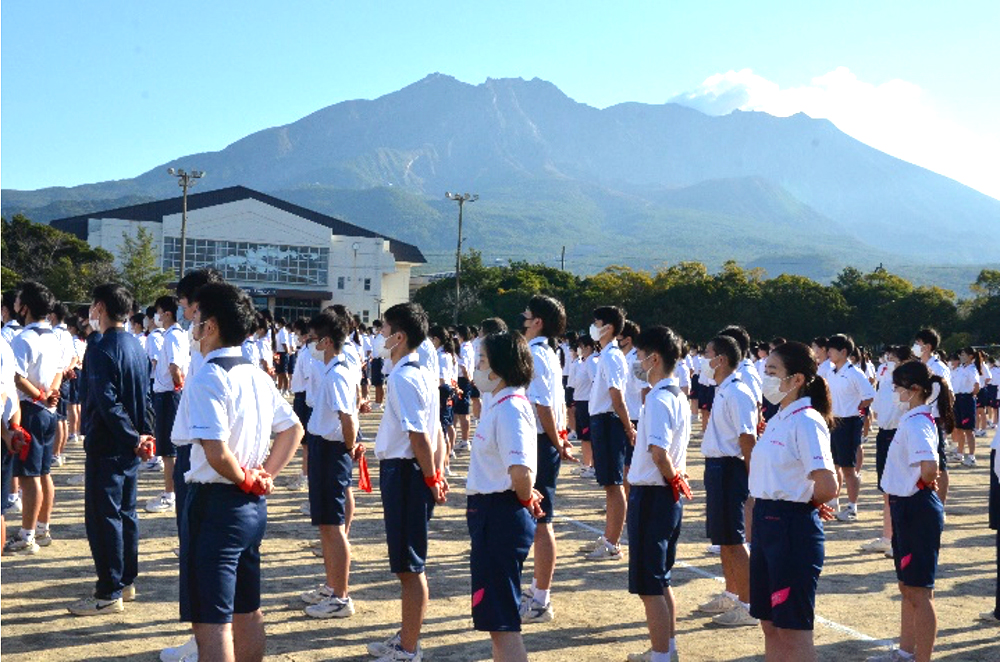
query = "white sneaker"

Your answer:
(145, 495), (176, 513)
(454, 440), (469, 453)
(975, 429), (987, 438)
(444, 466), (454, 477)
(36, 530), (53, 547)
(567, 430), (578, 441)
(3, 535), (39, 555)
(585, 539), (623, 560)
(367, 631), (402, 657)
(66, 473), (86, 486)
(860, 537), (892, 553)
(520, 598), (555, 623)
(160, 636), (198, 662)
(304, 595), (355, 619)
(579, 466), (596, 479)
(52, 454), (64, 467)
(627, 649), (679, 662)
(977, 610), (1000, 623)
(301, 584), (335, 604)
(865, 648), (912, 662)
(962, 455), (977, 467)
(288, 474), (309, 491)
(8, 494), (23, 514)
(884, 548), (894, 559)
(300, 502), (311, 516)
(122, 584), (136, 602)
(705, 544), (721, 555)
(140, 458), (164, 472)
(371, 643), (422, 662)
(835, 506), (858, 522)
(698, 591), (738, 614)
(712, 603), (759, 627)
(67, 596), (124, 616)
